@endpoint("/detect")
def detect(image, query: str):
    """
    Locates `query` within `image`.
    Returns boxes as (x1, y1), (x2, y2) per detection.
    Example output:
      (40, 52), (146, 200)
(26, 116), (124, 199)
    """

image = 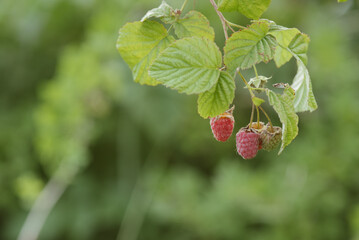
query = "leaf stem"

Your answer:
(256, 105), (260, 125)
(180, 0), (189, 11)
(253, 64), (259, 78)
(224, 19), (246, 29)
(236, 68), (255, 98)
(209, 0), (228, 40)
(251, 87), (266, 92)
(259, 106), (273, 131)
(249, 103), (254, 128)
(167, 25), (173, 33)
